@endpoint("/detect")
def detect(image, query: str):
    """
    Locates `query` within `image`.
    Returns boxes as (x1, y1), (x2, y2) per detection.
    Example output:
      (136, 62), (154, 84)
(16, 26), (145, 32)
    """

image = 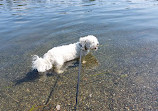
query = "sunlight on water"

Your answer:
(0, 0), (158, 110)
